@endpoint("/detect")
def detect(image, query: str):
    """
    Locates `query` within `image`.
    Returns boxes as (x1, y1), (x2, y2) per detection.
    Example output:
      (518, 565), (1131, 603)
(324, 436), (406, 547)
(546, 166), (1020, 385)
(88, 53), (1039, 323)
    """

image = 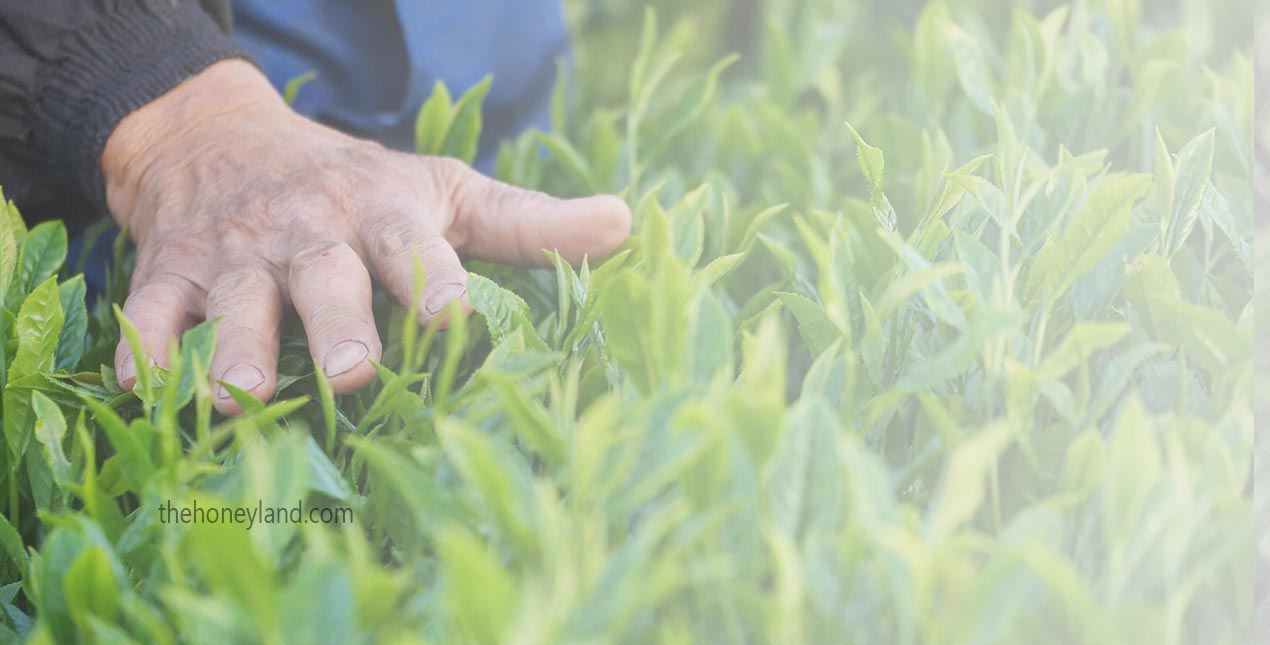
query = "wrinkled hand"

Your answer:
(102, 60), (631, 415)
